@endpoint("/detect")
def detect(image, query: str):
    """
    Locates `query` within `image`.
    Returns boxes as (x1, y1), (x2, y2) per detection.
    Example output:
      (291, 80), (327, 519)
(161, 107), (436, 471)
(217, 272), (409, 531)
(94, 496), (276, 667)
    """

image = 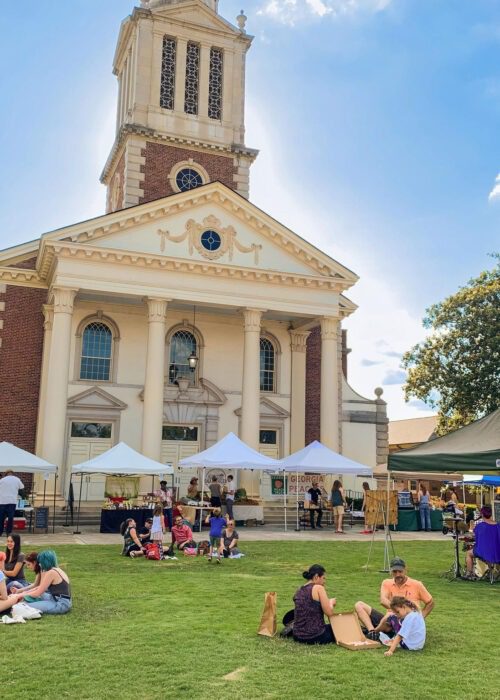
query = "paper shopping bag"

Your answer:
(257, 592), (277, 637)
